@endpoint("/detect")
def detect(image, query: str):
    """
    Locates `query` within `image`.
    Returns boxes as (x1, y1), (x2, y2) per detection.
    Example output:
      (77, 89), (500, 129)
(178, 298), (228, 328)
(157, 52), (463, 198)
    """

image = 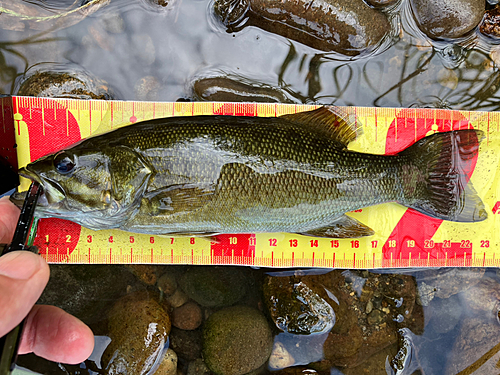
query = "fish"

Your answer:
(12, 106), (487, 238)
